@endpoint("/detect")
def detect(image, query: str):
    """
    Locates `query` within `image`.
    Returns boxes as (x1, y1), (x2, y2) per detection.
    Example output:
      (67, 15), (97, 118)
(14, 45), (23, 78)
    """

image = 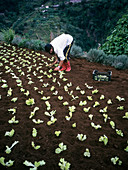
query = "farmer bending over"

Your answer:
(45, 33), (73, 72)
